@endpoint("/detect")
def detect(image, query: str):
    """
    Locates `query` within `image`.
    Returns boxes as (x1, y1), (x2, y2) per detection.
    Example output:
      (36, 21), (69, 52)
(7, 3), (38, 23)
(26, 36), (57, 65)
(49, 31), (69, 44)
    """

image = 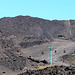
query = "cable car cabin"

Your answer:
(13, 58), (16, 61)
(58, 35), (65, 39)
(55, 50), (57, 53)
(64, 50), (66, 53)
(41, 51), (44, 55)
